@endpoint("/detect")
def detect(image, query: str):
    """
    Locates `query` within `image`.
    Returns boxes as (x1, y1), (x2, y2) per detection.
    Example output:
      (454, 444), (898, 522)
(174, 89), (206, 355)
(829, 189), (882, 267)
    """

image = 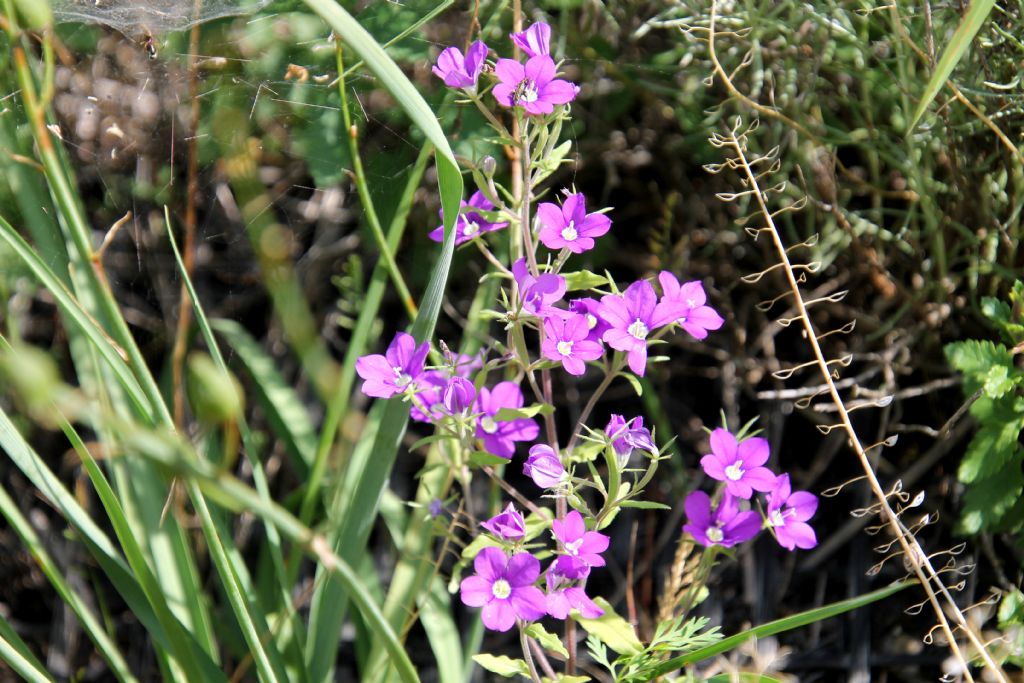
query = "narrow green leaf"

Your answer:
(562, 270), (608, 291)
(495, 403), (555, 420)
(297, 1), (464, 679)
(908, 0), (997, 130)
(649, 580), (916, 676)
(0, 626), (51, 683)
(526, 623), (569, 658)
(0, 485), (137, 682)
